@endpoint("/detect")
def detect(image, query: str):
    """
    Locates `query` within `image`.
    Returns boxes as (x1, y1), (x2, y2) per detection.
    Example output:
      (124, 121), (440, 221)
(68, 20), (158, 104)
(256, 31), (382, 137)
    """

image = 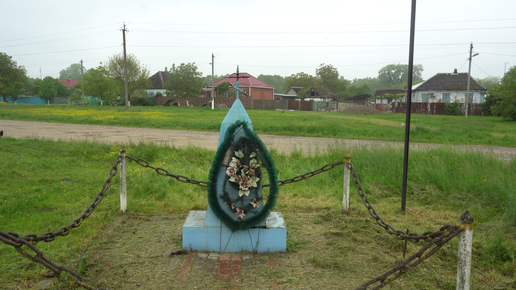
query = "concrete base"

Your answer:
(182, 210), (287, 252)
